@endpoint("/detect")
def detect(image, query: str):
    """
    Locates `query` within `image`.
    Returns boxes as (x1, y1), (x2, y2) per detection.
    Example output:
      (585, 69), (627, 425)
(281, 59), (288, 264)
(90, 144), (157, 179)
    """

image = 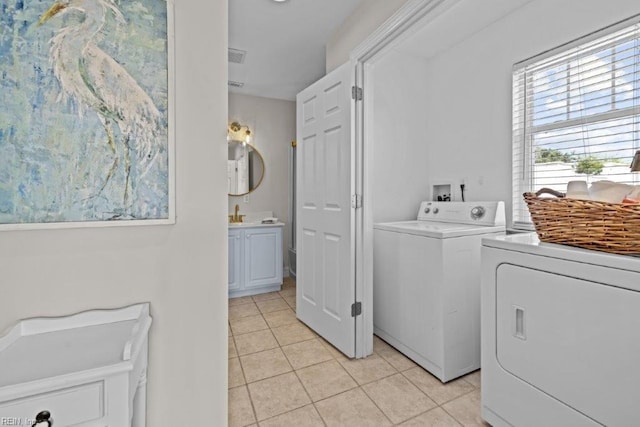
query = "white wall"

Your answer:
(0, 0), (229, 424)
(228, 93), (296, 268)
(326, 0), (408, 73)
(369, 49), (431, 222)
(417, 0), (640, 225)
